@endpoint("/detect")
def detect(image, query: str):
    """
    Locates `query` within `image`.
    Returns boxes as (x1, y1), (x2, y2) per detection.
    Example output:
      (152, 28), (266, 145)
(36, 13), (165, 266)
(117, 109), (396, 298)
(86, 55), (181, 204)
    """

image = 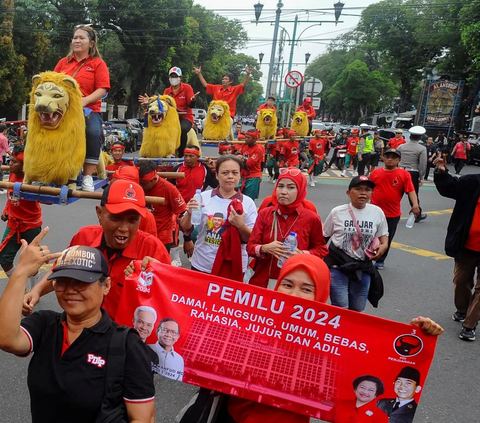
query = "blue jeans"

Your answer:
(330, 268), (371, 311)
(85, 112), (103, 164)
